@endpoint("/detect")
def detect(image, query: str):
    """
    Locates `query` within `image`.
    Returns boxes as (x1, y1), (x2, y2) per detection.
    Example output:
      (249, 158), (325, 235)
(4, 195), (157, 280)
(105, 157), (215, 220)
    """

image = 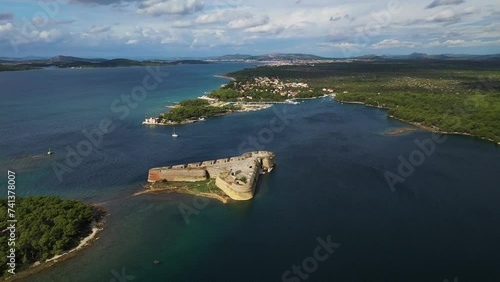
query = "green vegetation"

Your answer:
(239, 176), (247, 184)
(209, 88), (243, 102)
(183, 179), (220, 194)
(0, 196), (101, 276)
(0, 64), (38, 72)
(162, 100), (240, 123)
(227, 59), (500, 143)
(179, 99), (210, 107)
